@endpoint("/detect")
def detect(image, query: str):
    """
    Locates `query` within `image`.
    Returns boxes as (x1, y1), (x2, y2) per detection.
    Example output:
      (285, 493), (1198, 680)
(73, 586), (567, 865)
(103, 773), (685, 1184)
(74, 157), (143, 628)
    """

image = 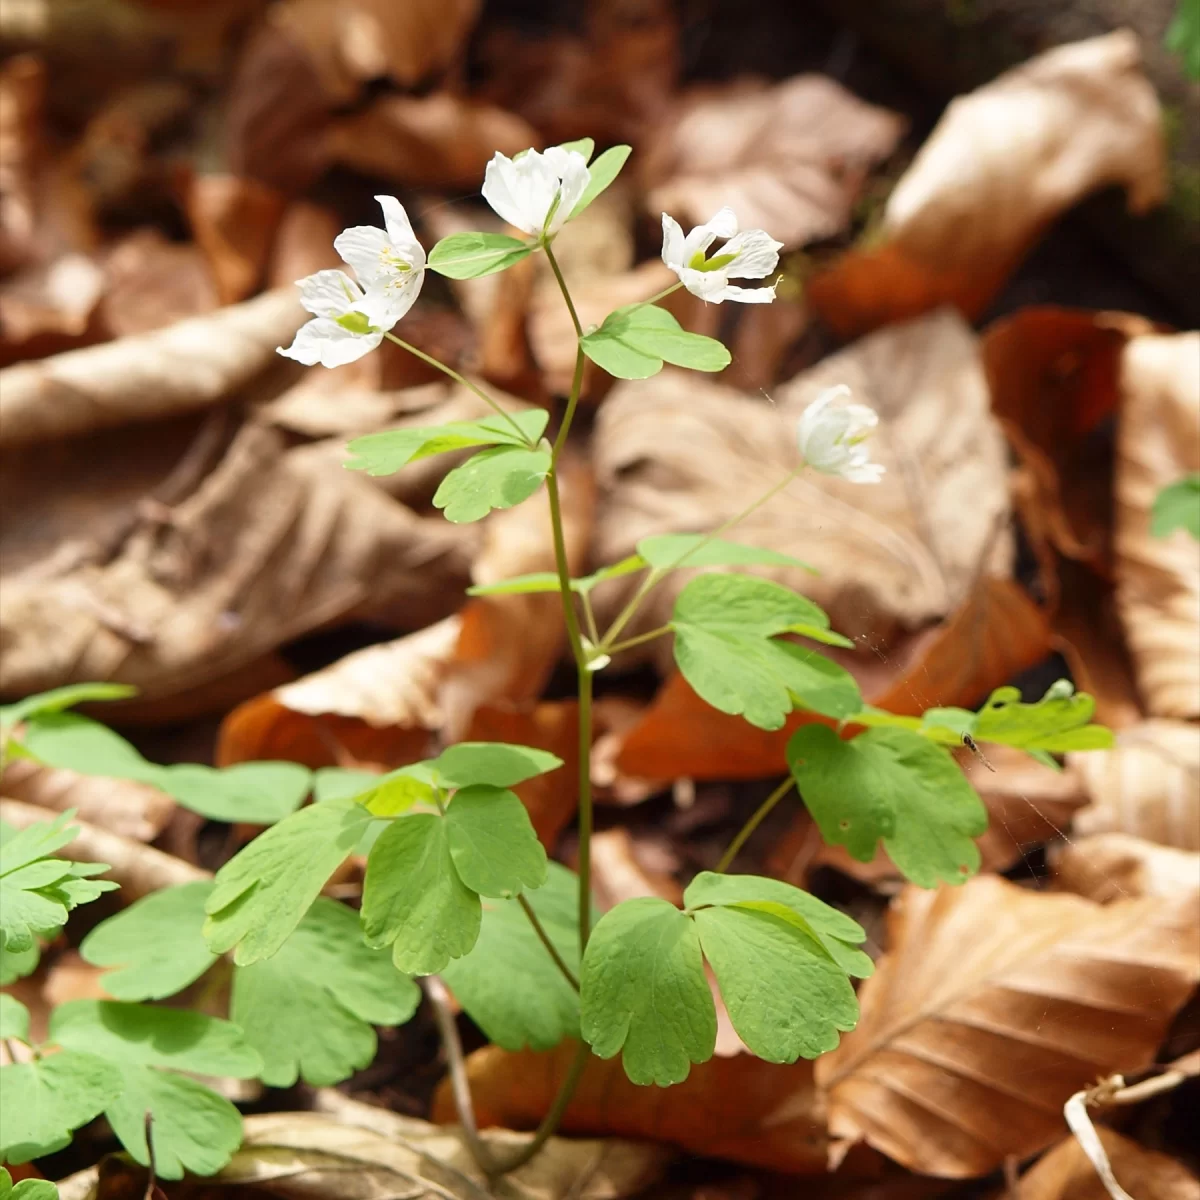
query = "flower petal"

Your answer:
(705, 207), (739, 239)
(334, 227), (393, 288)
(706, 281), (779, 304)
(483, 153), (533, 233)
(722, 228), (783, 280)
(543, 148), (591, 234)
(358, 272), (423, 330)
(376, 195), (419, 258)
(278, 317), (382, 368)
(295, 269), (362, 318)
(661, 213), (687, 270)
